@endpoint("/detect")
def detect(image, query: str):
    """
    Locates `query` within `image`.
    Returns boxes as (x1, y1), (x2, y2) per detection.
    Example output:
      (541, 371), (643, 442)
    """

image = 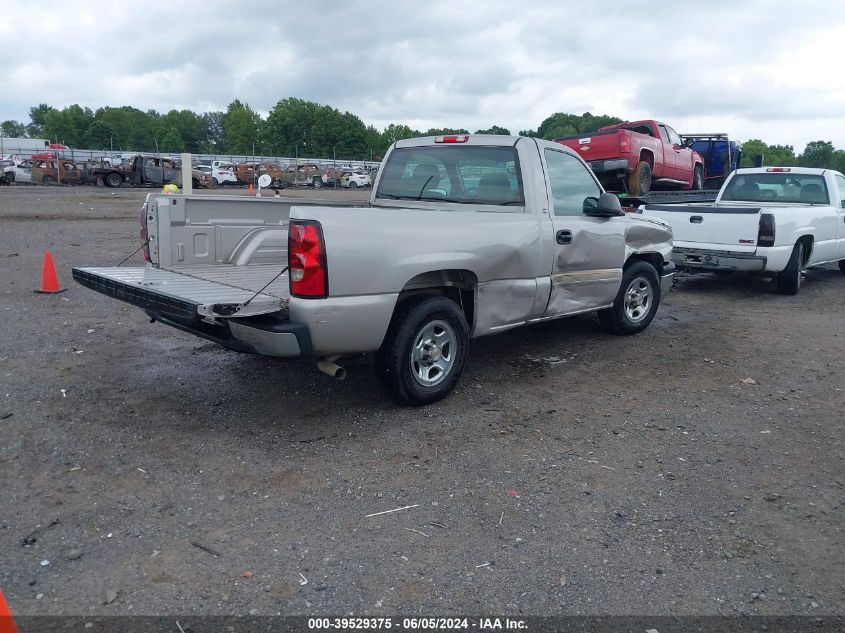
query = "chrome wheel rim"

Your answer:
(624, 276), (652, 322)
(410, 319), (456, 387)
